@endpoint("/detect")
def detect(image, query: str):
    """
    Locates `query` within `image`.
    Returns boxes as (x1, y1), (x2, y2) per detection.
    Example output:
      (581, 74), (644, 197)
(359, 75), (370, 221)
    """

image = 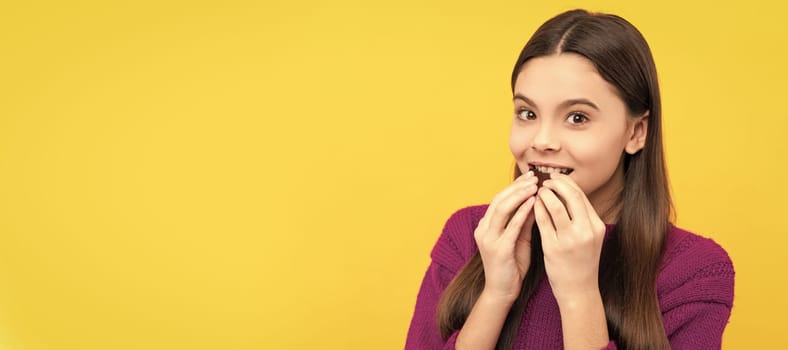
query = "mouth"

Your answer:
(528, 164), (574, 176)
